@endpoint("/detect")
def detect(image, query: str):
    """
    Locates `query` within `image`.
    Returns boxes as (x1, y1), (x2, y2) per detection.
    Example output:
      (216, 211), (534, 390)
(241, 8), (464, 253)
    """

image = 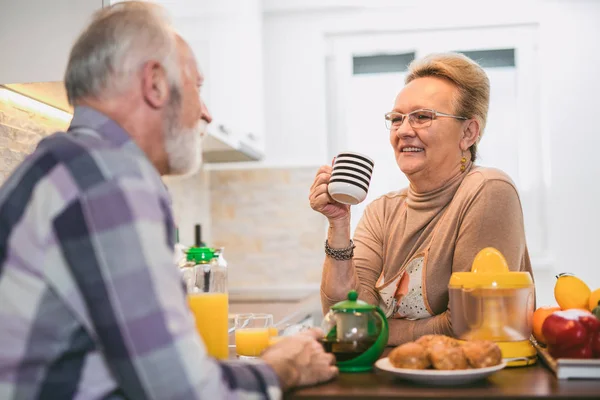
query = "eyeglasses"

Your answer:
(384, 109), (467, 130)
